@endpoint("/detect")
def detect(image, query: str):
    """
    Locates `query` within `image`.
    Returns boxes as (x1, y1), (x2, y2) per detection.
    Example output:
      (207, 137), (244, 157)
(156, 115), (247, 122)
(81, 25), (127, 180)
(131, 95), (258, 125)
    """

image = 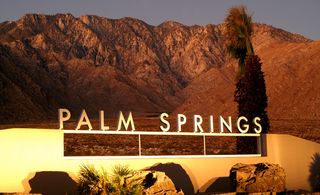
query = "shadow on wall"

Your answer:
(309, 153), (320, 192)
(28, 171), (77, 195)
(146, 163), (194, 194)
